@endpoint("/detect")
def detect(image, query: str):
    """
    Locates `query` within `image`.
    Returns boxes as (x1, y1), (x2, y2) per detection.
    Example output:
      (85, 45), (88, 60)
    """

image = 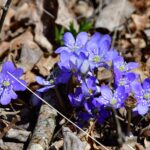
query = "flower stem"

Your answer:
(54, 86), (66, 111)
(127, 108), (131, 136)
